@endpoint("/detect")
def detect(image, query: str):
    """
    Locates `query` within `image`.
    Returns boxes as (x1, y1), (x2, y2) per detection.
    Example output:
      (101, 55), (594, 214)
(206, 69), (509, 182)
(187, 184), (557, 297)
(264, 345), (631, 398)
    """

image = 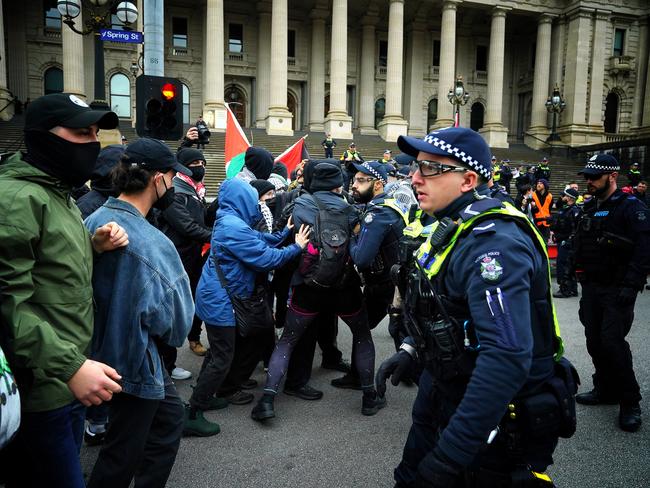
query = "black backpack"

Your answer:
(301, 194), (353, 288)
